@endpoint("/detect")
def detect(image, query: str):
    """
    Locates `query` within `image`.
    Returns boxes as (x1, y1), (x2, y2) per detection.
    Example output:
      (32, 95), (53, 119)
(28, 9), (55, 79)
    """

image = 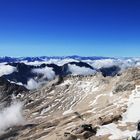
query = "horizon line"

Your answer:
(0, 55), (139, 59)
